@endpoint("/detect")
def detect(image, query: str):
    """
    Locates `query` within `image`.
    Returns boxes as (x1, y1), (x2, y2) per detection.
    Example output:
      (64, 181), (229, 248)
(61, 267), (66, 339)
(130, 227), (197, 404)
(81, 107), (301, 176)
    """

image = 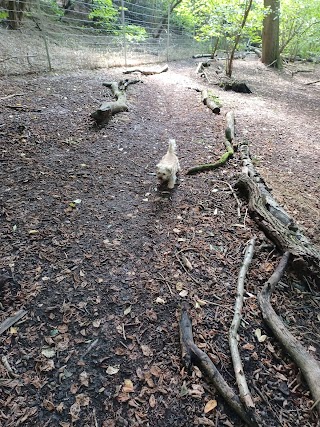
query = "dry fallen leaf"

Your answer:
(179, 289), (188, 297)
(255, 328), (267, 342)
(79, 371), (89, 387)
(106, 365), (120, 375)
(204, 399), (217, 413)
(122, 379), (134, 393)
(155, 297), (166, 304)
(41, 346), (56, 359)
(242, 343), (255, 351)
(141, 344), (153, 357)
(149, 394), (156, 408)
